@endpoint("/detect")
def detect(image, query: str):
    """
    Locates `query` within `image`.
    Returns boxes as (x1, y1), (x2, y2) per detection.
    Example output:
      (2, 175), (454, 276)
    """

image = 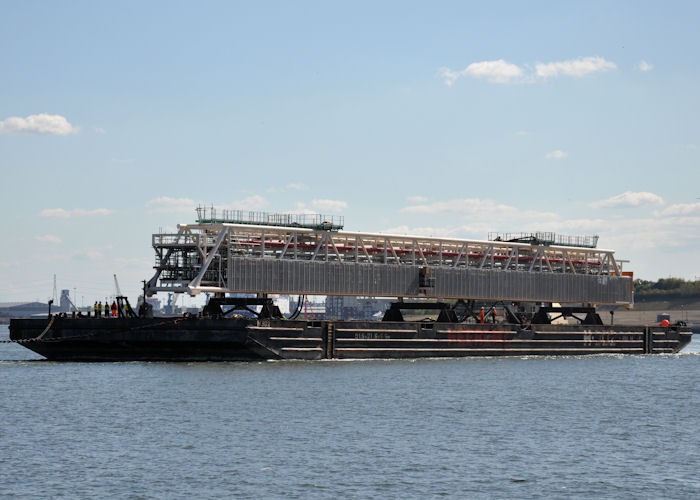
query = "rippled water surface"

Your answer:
(1, 325), (698, 498)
